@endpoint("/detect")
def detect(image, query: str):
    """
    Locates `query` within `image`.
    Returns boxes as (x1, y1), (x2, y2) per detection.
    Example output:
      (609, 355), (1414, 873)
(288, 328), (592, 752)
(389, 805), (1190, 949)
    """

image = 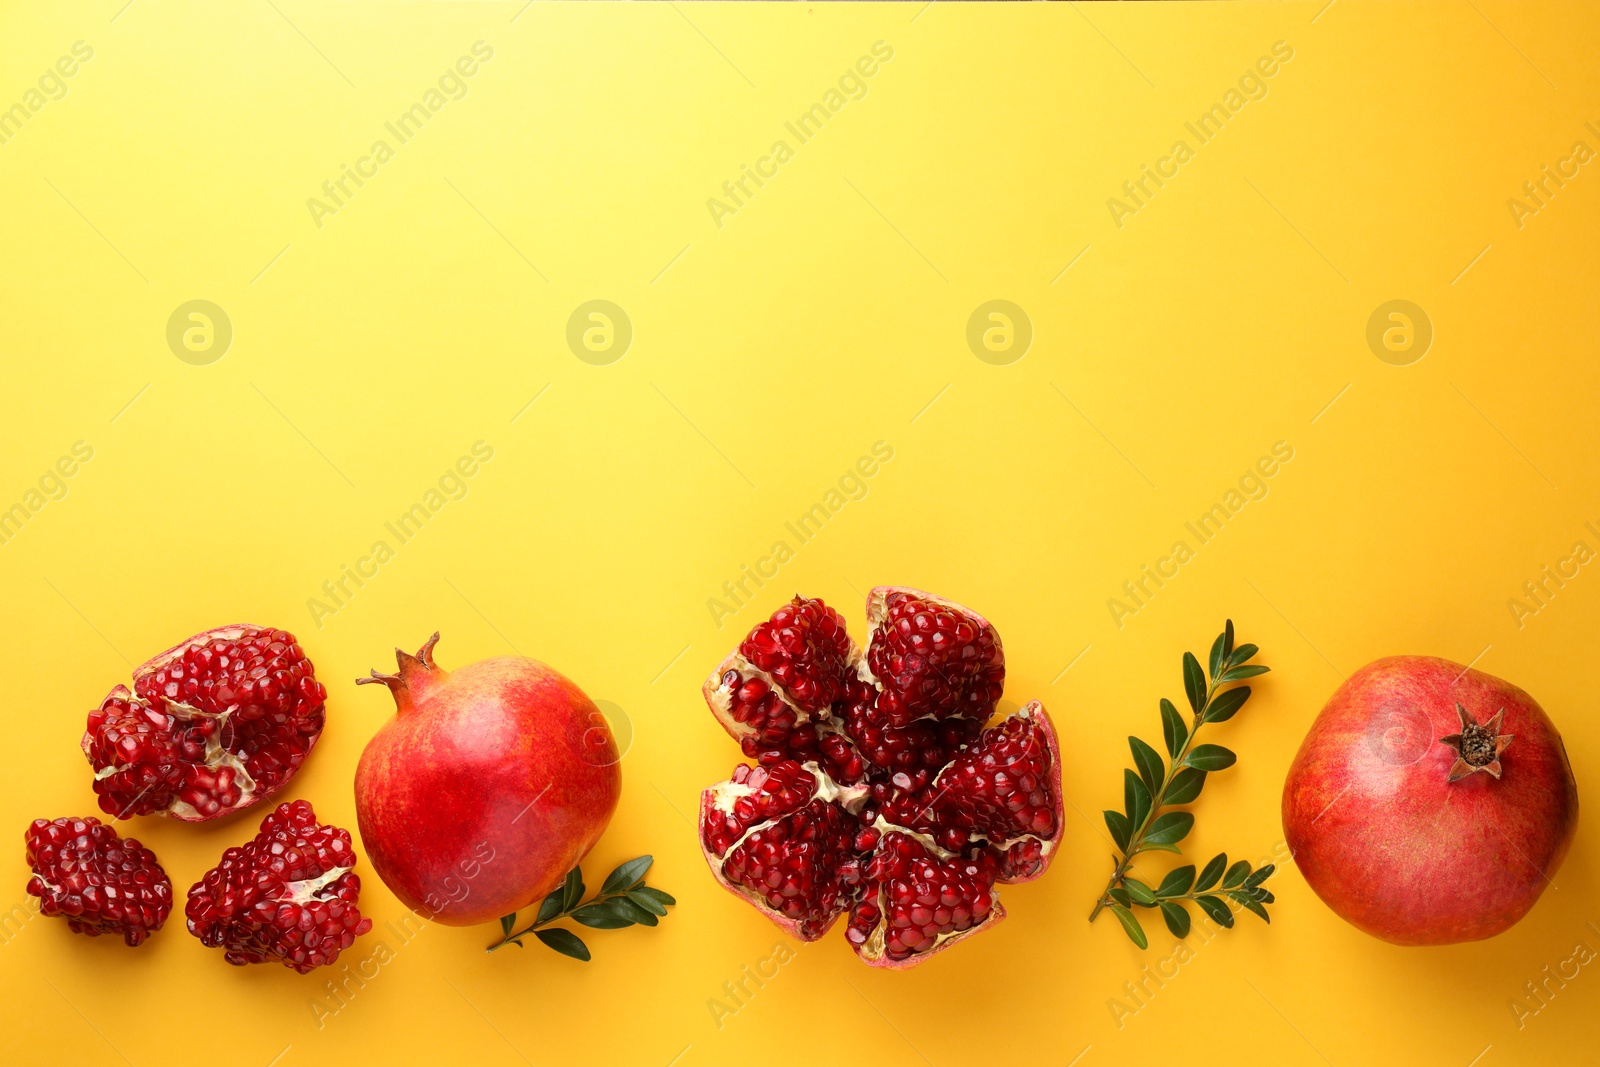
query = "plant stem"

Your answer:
(1089, 673), (1222, 922)
(486, 891), (627, 952)
(487, 910), (566, 952)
